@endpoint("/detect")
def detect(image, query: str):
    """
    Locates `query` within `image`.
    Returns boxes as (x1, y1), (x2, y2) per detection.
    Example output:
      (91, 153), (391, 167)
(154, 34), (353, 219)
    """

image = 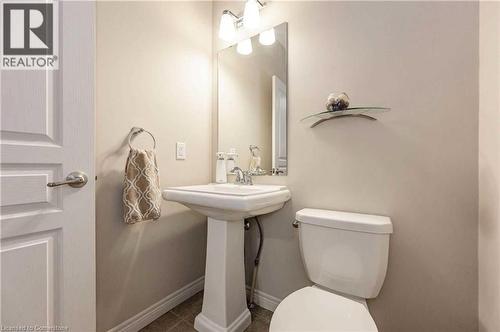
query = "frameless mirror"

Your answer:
(218, 22), (288, 176)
